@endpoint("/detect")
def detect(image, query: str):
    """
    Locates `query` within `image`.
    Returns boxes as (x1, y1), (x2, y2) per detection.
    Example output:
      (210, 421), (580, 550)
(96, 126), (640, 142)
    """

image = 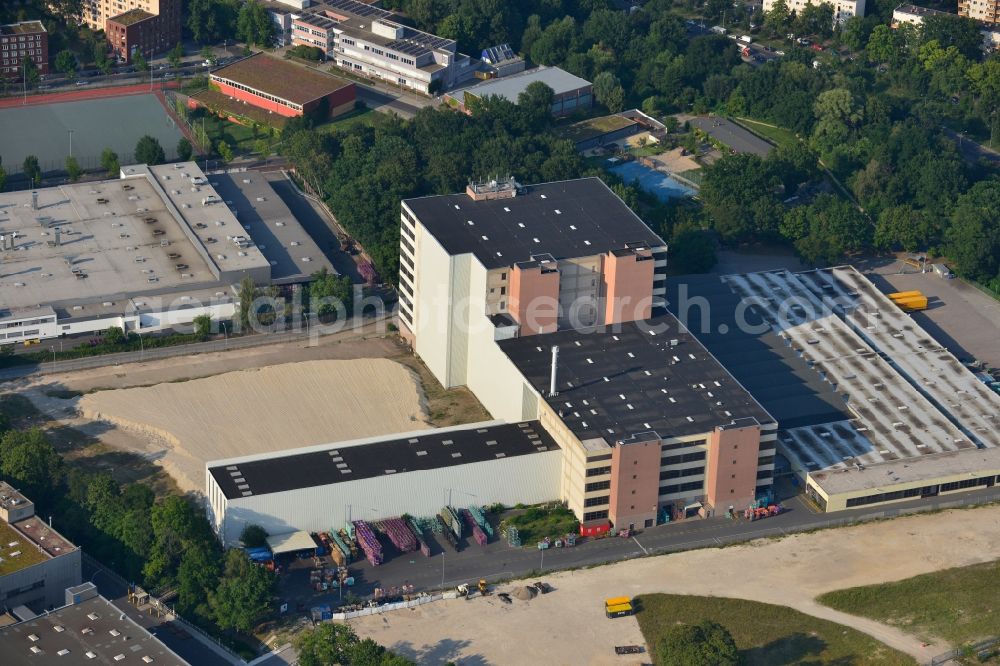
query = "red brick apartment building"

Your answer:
(106, 2), (181, 63)
(208, 52), (356, 119)
(0, 21), (48, 78)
